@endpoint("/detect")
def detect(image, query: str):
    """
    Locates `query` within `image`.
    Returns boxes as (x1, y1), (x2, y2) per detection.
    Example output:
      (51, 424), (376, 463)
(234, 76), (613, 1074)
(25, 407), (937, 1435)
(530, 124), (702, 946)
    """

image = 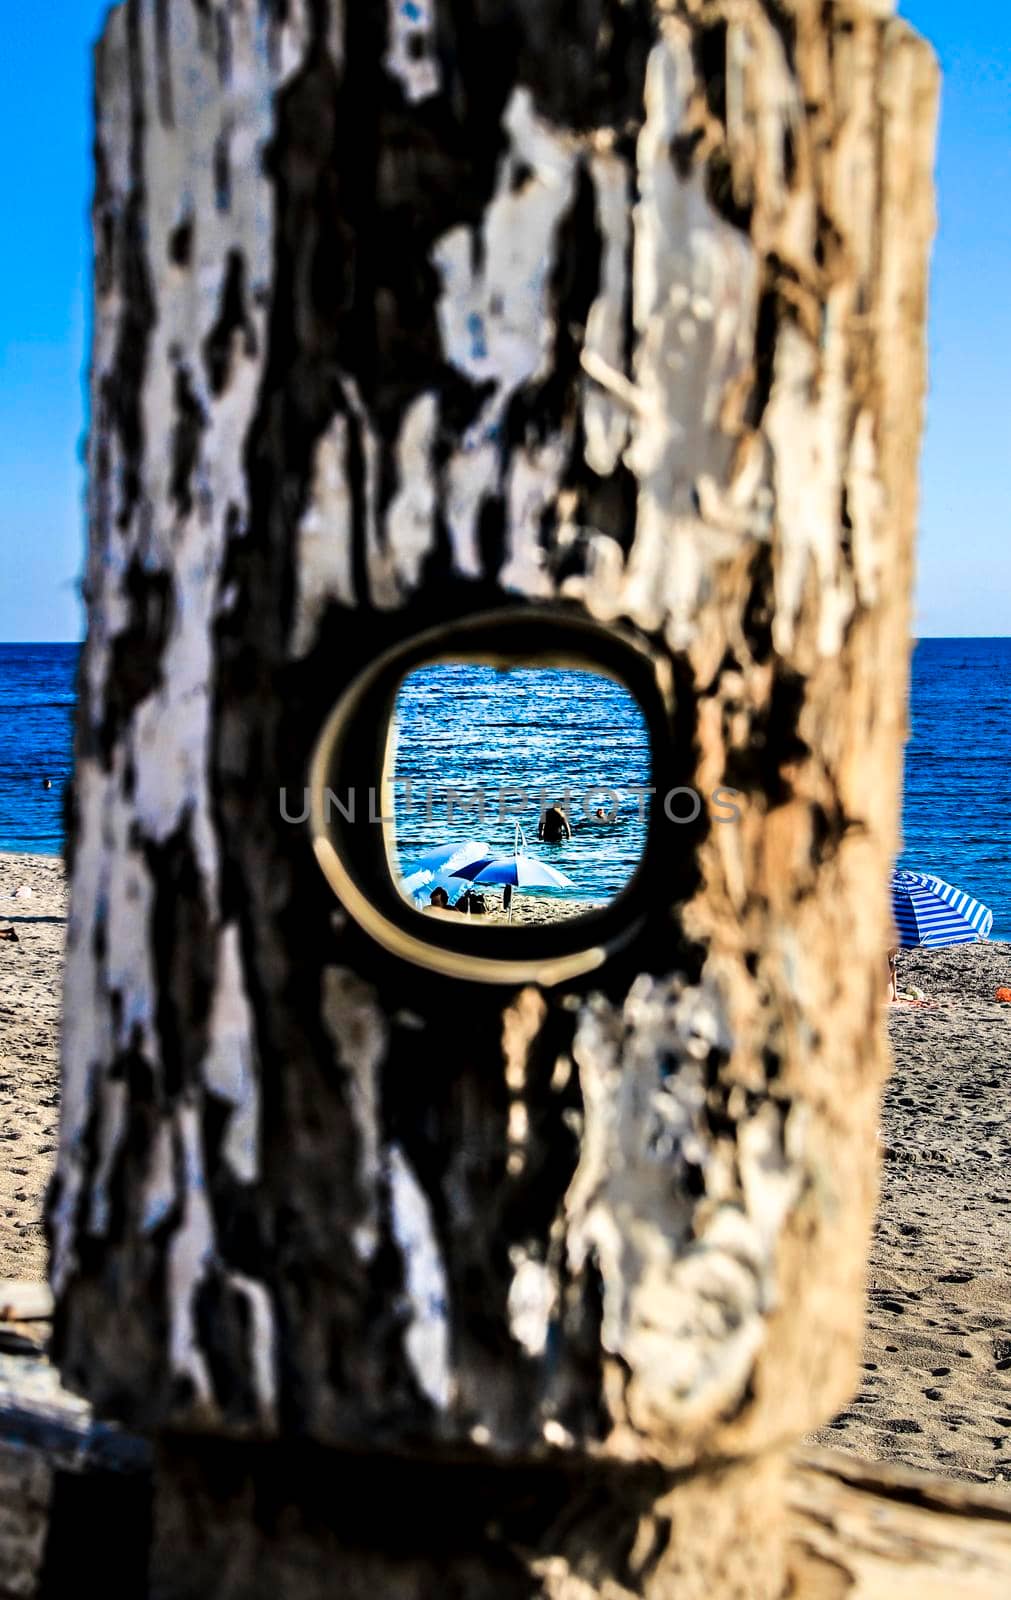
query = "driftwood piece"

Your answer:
(0, 1286), (54, 1325)
(0, 1351), (149, 1477)
(0, 1330), (48, 1360)
(52, 0), (939, 1592)
(0, 1351), (150, 1599)
(56, 0), (940, 1460)
(0, 1449), (48, 1600)
(4, 1393), (1010, 1599)
(788, 1451), (1011, 1600)
(142, 1442), (1011, 1600)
